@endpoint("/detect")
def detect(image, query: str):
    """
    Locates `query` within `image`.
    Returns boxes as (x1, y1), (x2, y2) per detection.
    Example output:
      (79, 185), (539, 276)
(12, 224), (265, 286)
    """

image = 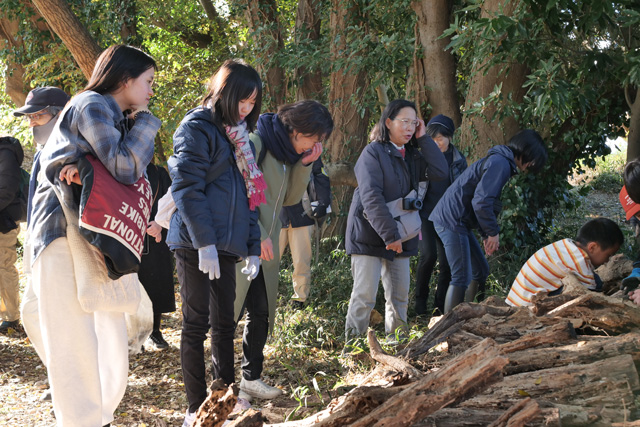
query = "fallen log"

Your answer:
(415, 406), (561, 427)
(226, 408), (264, 427)
(193, 380), (237, 427)
(505, 332), (640, 375)
(463, 354), (640, 412)
(268, 339), (507, 427)
(400, 304), (517, 358)
(348, 338), (508, 427)
(546, 292), (640, 334)
(499, 321), (576, 354)
(487, 397), (540, 427)
(366, 329), (422, 379)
